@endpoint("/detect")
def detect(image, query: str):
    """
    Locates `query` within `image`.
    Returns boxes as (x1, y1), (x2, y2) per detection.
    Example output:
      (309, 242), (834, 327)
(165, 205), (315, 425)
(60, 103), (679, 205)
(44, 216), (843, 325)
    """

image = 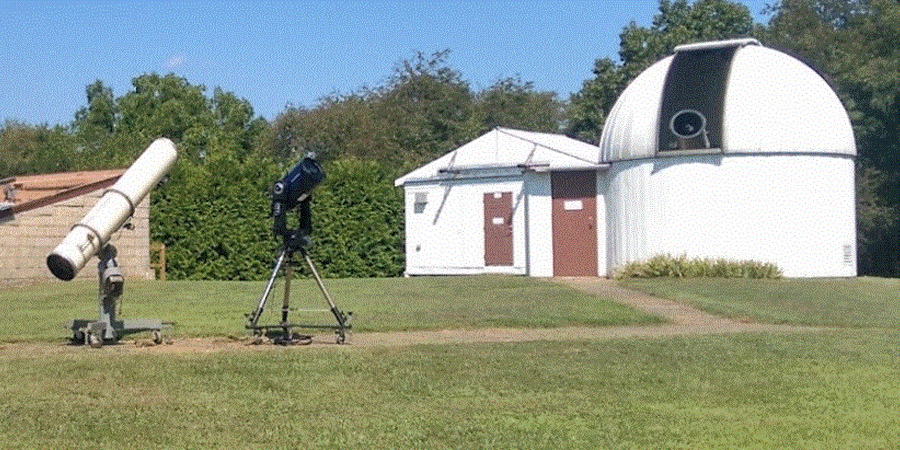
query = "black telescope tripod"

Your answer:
(246, 155), (351, 345)
(245, 223), (352, 345)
